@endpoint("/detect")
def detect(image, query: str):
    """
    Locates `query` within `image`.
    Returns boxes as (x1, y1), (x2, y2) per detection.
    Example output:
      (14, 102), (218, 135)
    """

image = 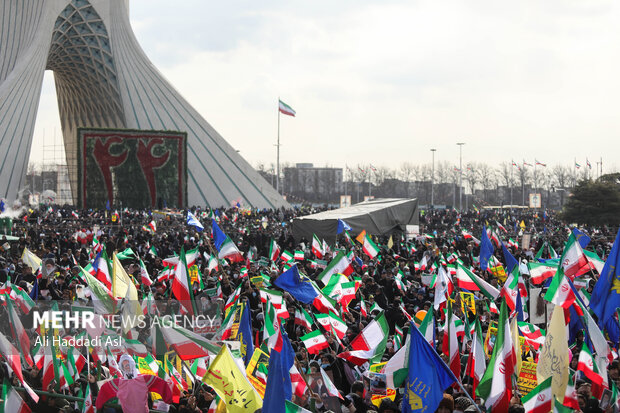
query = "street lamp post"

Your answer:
(430, 149), (436, 207)
(457, 142), (465, 210)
